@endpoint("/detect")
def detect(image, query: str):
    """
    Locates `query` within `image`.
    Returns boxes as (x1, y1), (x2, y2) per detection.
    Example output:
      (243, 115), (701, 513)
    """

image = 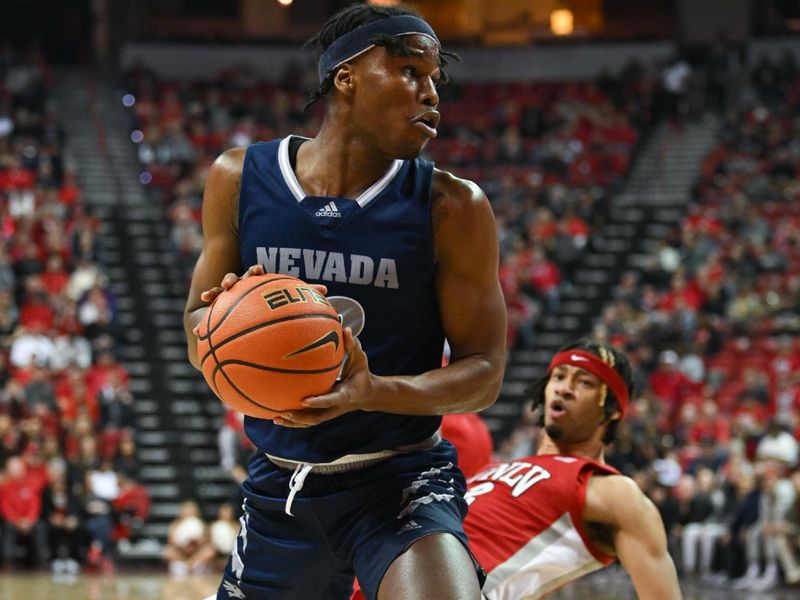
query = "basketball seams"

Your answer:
(199, 313), (341, 368)
(209, 359), (343, 414)
(210, 362), (287, 414)
(204, 294), (223, 397)
(197, 274), (299, 341)
(213, 359), (343, 376)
